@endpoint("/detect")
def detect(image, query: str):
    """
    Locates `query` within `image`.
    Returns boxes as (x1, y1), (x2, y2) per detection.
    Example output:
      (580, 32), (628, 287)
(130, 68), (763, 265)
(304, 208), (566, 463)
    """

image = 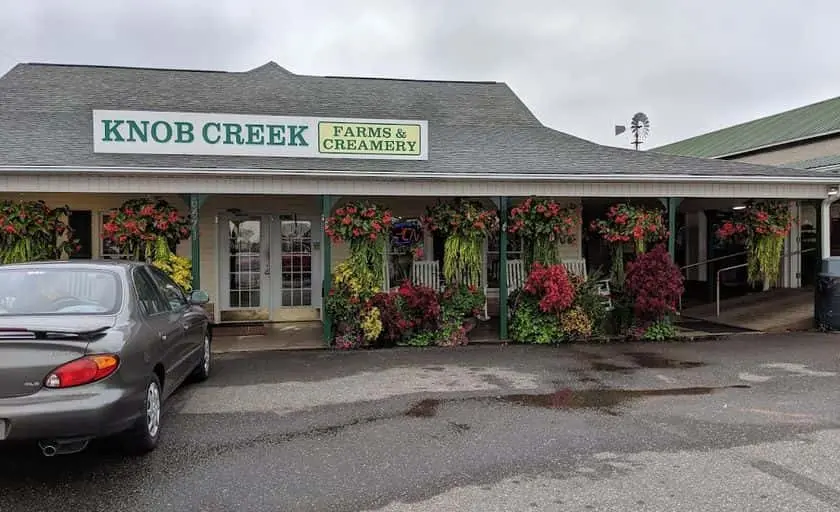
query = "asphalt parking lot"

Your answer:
(3, 333), (840, 511)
